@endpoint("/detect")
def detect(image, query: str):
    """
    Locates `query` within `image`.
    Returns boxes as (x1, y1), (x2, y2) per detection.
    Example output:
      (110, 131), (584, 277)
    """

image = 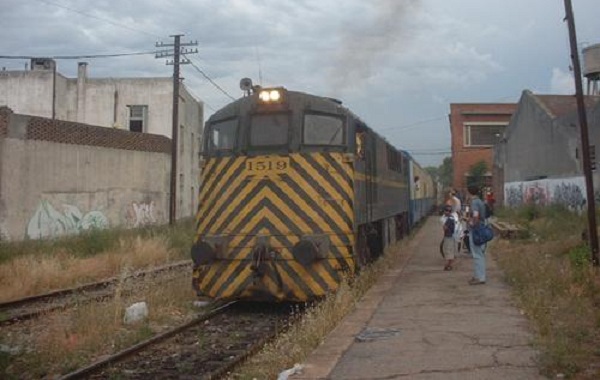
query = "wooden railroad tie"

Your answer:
(491, 221), (527, 239)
